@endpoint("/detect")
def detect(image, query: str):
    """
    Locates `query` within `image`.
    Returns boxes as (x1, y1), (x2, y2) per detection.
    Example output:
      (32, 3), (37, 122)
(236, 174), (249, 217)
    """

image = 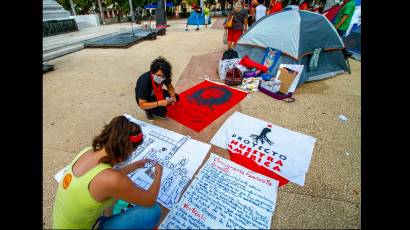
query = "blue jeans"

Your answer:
(97, 203), (161, 229)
